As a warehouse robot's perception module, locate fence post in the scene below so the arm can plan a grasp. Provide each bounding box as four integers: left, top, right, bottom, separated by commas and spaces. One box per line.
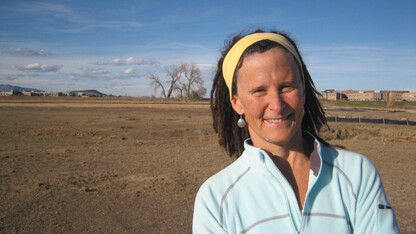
407, 119, 409, 126
358, 117, 361, 123
383, 118, 385, 124
335, 116, 337, 122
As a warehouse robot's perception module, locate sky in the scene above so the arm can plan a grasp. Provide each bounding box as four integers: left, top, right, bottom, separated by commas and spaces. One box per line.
0, 0, 415, 97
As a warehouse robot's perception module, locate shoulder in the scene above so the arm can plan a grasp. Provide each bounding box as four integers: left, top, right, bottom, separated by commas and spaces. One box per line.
320, 144, 377, 172
317, 145, 399, 233
193, 155, 253, 233
196, 155, 251, 201
318, 144, 381, 190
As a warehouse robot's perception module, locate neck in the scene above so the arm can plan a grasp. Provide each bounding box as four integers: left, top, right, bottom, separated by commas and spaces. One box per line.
253, 132, 311, 168
256, 132, 313, 210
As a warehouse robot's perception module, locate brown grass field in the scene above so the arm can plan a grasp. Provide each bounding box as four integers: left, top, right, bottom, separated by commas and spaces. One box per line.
1, 97, 415, 233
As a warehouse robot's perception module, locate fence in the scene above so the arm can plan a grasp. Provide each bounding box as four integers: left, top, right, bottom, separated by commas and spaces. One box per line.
326, 116, 416, 126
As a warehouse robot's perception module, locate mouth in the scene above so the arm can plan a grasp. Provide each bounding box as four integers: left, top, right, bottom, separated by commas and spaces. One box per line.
265, 115, 291, 125
267, 119, 285, 123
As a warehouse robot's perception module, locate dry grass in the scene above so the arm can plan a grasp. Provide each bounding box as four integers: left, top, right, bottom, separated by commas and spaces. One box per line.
0, 97, 415, 233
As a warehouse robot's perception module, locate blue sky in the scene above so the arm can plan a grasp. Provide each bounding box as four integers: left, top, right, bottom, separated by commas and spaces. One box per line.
0, 0, 415, 96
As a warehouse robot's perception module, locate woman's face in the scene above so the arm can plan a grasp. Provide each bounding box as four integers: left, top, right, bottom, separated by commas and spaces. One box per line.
231, 47, 305, 150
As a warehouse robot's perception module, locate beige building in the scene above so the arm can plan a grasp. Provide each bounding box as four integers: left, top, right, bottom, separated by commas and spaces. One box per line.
347, 92, 373, 101
380, 91, 409, 101
320, 89, 413, 101
321, 92, 337, 100
22, 91, 37, 96
402, 92, 416, 101
0, 91, 13, 96
0, 90, 21, 96
321, 90, 347, 100
21, 91, 65, 96
347, 91, 382, 101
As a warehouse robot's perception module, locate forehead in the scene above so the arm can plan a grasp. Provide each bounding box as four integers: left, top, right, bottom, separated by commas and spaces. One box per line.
238, 47, 299, 76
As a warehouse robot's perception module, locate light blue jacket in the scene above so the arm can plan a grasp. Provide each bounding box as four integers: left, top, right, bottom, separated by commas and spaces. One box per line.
193, 135, 400, 233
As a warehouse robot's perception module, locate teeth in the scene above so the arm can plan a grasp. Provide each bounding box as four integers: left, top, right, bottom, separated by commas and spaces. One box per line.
268, 119, 283, 123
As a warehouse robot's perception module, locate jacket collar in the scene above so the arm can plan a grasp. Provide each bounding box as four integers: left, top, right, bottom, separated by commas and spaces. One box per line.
241, 131, 323, 178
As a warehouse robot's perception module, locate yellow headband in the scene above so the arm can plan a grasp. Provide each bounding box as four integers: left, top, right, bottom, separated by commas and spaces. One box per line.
222, 32, 304, 100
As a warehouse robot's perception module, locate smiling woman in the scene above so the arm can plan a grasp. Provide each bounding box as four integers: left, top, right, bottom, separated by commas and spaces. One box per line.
231, 47, 305, 152
193, 29, 400, 233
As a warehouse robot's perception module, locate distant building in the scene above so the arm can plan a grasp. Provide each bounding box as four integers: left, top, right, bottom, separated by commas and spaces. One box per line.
321, 90, 349, 100
22, 91, 38, 96
402, 92, 416, 101
320, 91, 347, 100
0, 89, 105, 97
21, 91, 66, 96
0, 90, 22, 96
0, 91, 14, 96
320, 89, 411, 101
382, 91, 409, 101
347, 90, 382, 101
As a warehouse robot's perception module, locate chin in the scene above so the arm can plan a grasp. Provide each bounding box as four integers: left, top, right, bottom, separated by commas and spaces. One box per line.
267, 128, 302, 144
266, 136, 292, 145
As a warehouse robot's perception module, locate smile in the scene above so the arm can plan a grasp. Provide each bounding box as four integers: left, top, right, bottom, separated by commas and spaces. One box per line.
267, 119, 284, 123
265, 117, 291, 125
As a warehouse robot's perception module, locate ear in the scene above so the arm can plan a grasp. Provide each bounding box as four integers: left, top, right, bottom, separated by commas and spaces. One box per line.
231, 95, 244, 115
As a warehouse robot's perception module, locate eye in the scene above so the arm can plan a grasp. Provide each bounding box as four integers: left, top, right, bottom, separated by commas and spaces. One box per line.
252, 88, 266, 96
281, 85, 295, 93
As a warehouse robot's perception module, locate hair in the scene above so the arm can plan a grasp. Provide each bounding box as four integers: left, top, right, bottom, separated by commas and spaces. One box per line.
210, 29, 330, 158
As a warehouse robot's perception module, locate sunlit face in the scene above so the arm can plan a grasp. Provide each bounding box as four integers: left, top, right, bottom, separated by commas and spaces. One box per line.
231, 47, 305, 150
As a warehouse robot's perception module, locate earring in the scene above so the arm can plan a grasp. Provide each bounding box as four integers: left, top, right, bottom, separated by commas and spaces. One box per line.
237, 115, 246, 128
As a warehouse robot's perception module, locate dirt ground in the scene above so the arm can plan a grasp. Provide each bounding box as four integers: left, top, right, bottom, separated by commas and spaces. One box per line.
1, 97, 415, 233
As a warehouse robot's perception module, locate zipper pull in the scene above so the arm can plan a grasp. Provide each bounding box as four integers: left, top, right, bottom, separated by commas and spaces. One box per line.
378, 204, 392, 209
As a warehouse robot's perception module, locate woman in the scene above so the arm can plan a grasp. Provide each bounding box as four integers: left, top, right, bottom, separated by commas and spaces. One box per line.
193, 30, 399, 233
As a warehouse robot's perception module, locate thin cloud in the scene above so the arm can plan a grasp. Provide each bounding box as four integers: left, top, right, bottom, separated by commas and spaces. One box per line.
5, 48, 51, 56
197, 63, 216, 71
123, 68, 136, 74
303, 45, 416, 58
117, 68, 145, 78
2, 2, 144, 33
94, 57, 159, 66
300, 44, 416, 91
68, 67, 144, 81
16, 63, 62, 72
68, 69, 110, 81
10, 2, 80, 23
85, 68, 110, 75
303, 45, 416, 74
21, 2, 74, 15
89, 20, 143, 30
0, 76, 18, 81
150, 42, 206, 50
0, 73, 39, 82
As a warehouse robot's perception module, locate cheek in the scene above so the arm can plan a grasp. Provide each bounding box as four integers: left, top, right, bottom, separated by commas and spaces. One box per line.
241, 98, 268, 118
283, 91, 303, 109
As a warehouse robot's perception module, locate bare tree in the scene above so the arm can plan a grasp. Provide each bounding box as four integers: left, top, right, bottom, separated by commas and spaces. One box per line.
148, 74, 167, 98
174, 83, 185, 98
181, 63, 204, 99
148, 62, 206, 99
165, 64, 185, 98
191, 87, 207, 100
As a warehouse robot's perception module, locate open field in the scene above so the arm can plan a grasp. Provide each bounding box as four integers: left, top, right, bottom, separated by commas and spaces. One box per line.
1, 97, 415, 233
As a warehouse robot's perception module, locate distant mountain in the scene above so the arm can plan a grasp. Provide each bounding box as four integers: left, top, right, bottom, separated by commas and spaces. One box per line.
0, 84, 109, 97
0, 84, 44, 92
68, 89, 108, 97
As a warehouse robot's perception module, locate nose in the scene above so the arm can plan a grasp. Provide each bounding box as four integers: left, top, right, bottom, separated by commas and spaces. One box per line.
268, 91, 286, 112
